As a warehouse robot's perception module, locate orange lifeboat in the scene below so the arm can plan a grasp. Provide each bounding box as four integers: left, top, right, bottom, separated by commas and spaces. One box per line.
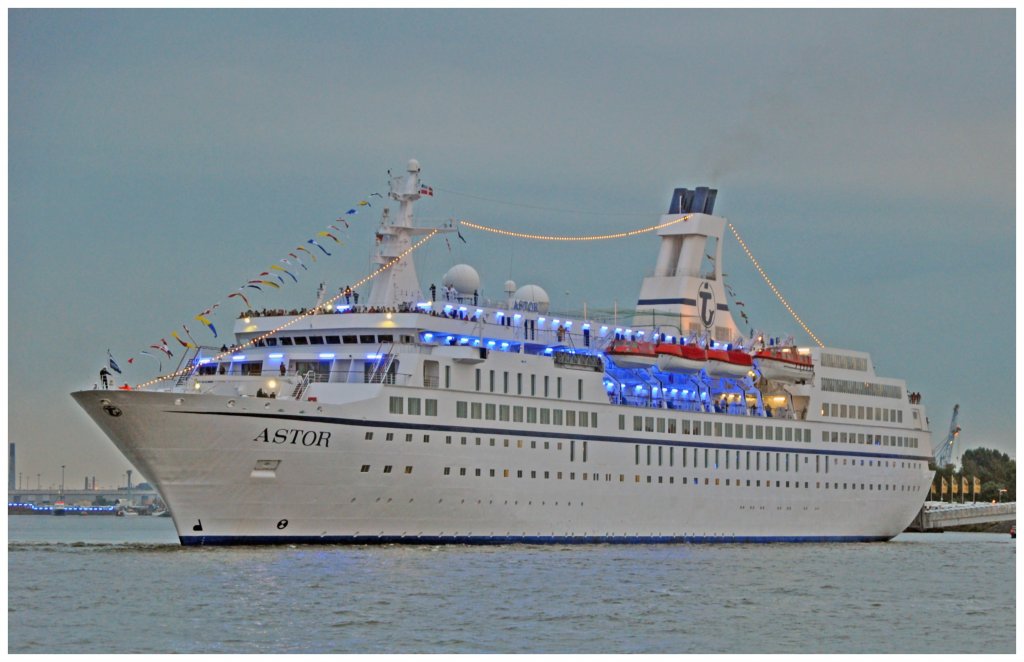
705, 348, 753, 378
655, 343, 707, 374
605, 340, 658, 369
754, 347, 814, 382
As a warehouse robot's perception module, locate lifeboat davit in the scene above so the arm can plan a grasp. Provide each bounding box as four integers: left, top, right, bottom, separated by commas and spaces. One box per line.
605, 340, 658, 369
754, 348, 814, 382
705, 348, 753, 378
655, 343, 707, 374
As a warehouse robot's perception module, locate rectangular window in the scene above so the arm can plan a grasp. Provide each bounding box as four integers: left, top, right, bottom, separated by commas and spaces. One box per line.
578, 378, 583, 401
657, 418, 666, 433
389, 396, 404, 414
365, 431, 373, 440
444, 365, 451, 389
503, 371, 509, 394
499, 405, 510, 421
634, 416, 643, 432
557, 377, 562, 399
471, 402, 482, 419
475, 369, 481, 392
583, 441, 588, 462
360, 465, 370, 472
517, 373, 523, 395
531, 374, 537, 396
579, 410, 589, 427
619, 414, 626, 431
527, 407, 537, 423
544, 376, 549, 398
456, 401, 468, 418
658, 446, 663, 466
407, 397, 421, 416
571, 440, 576, 462
489, 370, 495, 393
703, 422, 712, 436
667, 419, 677, 434
756, 425, 764, 440
540, 408, 551, 424
425, 399, 438, 416
566, 410, 576, 426
485, 403, 496, 420
553, 409, 563, 425
646, 445, 652, 465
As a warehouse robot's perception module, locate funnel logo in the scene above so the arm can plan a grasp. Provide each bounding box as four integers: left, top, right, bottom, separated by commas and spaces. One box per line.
698, 281, 716, 329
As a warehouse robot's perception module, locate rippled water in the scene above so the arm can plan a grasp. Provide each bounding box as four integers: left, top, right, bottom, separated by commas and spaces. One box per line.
8, 516, 1015, 653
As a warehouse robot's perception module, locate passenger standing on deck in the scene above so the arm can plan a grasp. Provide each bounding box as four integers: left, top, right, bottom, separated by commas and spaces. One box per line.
99, 368, 111, 389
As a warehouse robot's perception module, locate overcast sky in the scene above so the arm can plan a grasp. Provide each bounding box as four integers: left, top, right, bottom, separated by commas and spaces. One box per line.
8, 9, 1015, 489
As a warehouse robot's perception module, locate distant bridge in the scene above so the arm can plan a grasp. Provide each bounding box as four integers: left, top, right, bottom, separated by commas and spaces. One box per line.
908, 501, 1016, 531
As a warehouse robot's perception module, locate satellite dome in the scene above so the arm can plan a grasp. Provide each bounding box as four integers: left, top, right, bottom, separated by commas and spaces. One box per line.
504, 280, 517, 295
443, 264, 480, 295
513, 284, 550, 313
407, 158, 421, 173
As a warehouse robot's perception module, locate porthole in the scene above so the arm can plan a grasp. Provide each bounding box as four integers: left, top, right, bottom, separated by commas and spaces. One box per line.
227, 399, 236, 408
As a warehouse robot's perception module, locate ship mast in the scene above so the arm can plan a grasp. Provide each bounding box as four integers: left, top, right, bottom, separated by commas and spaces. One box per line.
366, 159, 439, 308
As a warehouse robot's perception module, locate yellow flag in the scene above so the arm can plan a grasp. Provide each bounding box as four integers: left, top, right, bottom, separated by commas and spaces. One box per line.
930, 482, 937, 496
941, 477, 948, 494
974, 476, 981, 495
962, 476, 969, 495
952, 478, 959, 495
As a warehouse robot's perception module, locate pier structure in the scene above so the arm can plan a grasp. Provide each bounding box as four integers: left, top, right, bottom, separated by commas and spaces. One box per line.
908, 501, 1016, 531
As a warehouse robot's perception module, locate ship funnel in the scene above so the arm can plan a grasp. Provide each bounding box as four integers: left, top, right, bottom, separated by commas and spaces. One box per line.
668, 187, 717, 215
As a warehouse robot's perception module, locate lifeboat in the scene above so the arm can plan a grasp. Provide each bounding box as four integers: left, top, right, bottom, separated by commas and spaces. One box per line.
655, 343, 707, 374
605, 340, 658, 369
754, 348, 814, 383
705, 348, 753, 378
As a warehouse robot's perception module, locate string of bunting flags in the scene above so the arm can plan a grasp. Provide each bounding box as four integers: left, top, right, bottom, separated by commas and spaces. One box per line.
109, 198, 378, 381
134, 228, 439, 389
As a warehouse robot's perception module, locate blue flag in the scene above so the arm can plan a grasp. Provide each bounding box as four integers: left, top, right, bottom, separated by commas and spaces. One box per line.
107, 350, 122, 374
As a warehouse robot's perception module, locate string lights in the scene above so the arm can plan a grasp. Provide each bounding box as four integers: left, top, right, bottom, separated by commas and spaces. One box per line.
727, 222, 824, 348
136, 229, 440, 389
459, 215, 691, 241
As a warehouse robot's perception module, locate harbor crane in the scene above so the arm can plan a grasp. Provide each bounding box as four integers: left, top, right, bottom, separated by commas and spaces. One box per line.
933, 404, 961, 469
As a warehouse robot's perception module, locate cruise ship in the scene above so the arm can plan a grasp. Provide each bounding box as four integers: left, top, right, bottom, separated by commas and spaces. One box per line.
72, 160, 934, 545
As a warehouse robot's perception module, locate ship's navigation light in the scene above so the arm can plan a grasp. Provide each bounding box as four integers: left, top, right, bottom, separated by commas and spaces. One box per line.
231, 355, 246, 361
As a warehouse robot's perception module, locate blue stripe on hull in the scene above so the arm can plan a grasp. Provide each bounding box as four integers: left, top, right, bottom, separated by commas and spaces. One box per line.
179, 534, 893, 546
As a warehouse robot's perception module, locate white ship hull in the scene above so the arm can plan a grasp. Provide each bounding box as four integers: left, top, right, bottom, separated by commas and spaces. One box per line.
73, 166, 934, 546
72, 387, 933, 545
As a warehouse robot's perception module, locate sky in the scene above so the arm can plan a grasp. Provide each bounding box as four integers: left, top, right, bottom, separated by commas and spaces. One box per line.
8, 9, 1016, 490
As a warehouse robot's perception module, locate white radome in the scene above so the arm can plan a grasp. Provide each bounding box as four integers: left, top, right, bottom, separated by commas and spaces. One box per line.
513, 284, 550, 313
443, 264, 481, 295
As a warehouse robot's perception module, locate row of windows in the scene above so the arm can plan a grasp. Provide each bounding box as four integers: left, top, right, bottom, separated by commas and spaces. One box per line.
821, 430, 919, 448
388, 396, 439, 416
821, 402, 903, 424
455, 400, 599, 427
475, 369, 584, 401
435, 464, 923, 494
820, 353, 868, 371
622, 414, 812, 444
360, 428, 925, 471
633, 446, 922, 472
821, 377, 902, 400
258, 333, 414, 347
359, 464, 414, 474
